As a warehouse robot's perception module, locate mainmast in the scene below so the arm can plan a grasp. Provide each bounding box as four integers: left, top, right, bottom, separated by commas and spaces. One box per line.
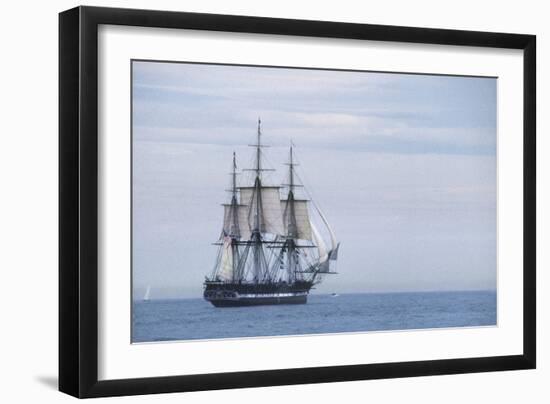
287, 143, 298, 238
254, 119, 262, 232
236, 119, 283, 283
250, 118, 267, 282
285, 143, 300, 282
230, 152, 239, 281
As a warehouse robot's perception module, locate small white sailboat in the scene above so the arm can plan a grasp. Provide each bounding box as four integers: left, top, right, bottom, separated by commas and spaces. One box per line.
143, 286, 151, 302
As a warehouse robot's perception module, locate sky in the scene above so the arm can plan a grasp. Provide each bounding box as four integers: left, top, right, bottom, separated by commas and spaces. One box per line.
132, 60, 497, 299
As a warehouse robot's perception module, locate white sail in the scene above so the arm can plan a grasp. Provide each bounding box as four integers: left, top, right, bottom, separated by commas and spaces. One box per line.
314, 204, 337, 249
311, 221, 328, 262
281, 199, 312, 240
143, 286, 151, 301
223, 204, 251, 240
313, 202, 339, 261
239, 186, 284, 236
217, 237, 233, 281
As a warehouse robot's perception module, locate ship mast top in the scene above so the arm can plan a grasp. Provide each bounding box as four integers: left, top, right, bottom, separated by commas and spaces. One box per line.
284, 141, 302, 194
245, 118, 274, 180
231, 151, 237, 201
289, 142, 294, 194
256, 118, 261, 178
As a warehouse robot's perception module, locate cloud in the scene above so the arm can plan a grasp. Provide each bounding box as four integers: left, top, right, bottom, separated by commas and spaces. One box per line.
132, 60, 496, 155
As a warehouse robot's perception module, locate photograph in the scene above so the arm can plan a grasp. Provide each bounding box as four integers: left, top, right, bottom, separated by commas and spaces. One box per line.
131, 60, 497, 343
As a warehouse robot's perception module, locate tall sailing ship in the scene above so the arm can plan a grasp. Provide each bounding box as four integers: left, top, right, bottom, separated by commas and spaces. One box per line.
203, 120, 340, 307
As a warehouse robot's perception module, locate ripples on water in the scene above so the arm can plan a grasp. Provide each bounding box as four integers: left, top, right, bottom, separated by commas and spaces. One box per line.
132, 291, 496, 343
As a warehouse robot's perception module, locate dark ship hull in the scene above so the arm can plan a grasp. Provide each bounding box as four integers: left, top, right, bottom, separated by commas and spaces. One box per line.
204, 280, 313, 307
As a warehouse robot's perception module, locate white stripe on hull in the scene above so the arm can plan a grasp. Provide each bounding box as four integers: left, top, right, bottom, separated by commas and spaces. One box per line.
235, 292, 307, 298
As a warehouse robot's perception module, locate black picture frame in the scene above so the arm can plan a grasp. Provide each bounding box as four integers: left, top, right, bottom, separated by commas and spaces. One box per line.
59, 5, 536, 398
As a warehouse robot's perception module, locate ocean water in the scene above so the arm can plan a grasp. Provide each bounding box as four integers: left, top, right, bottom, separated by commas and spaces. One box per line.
132, 291, 496, 343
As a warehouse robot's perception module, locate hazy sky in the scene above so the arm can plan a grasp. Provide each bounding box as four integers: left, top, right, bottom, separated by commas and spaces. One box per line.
132, 60, 496, 299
